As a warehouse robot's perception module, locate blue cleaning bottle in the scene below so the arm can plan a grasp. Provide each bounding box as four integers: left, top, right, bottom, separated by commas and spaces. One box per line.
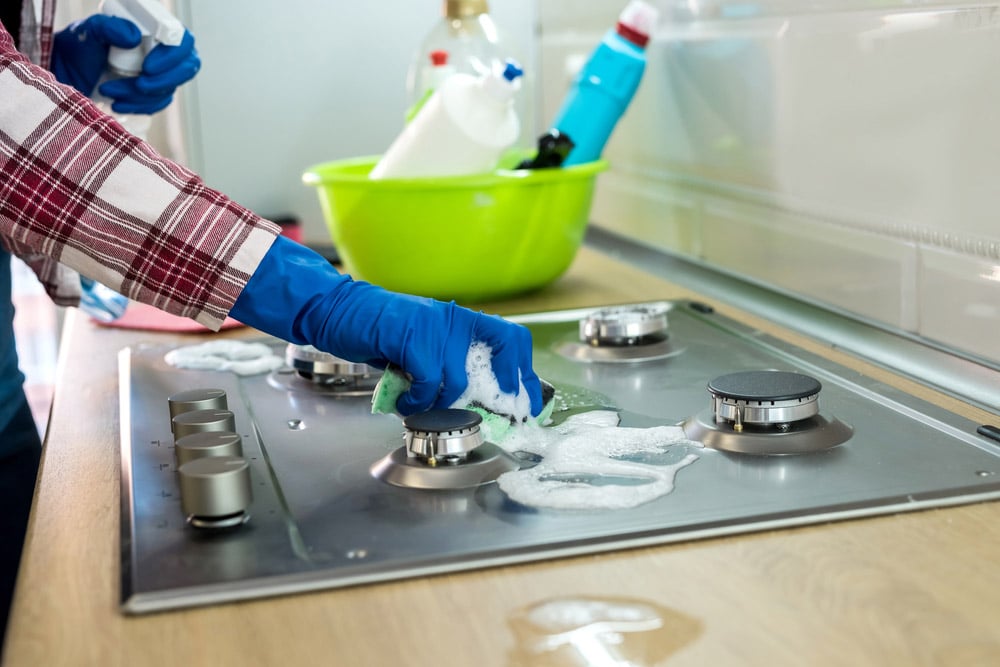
550, 1, 659, 166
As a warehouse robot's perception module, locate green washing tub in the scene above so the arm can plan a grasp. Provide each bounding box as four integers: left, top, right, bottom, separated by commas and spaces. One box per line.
302, 154, 608, 302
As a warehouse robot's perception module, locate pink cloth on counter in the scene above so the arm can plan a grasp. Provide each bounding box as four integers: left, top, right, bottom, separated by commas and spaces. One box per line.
93, 302, 246, 332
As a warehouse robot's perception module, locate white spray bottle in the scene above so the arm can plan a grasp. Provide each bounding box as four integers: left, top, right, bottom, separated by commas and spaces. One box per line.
93, 0, 185, 140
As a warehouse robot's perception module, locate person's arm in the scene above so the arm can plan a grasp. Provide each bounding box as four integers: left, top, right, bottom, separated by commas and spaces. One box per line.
0, 26, 542, 416
0, 25, 277, 329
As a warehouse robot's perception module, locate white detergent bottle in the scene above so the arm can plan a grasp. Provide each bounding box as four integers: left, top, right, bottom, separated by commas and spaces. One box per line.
370, 59, 523, 179
405, 49, 456, 122
406, 0, 534, 145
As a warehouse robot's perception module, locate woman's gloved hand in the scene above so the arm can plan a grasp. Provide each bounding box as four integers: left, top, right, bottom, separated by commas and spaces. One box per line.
52, 15, 141, 96
52, 15, 200, 114
98, 29, 200, 113
230, 236, 544, 417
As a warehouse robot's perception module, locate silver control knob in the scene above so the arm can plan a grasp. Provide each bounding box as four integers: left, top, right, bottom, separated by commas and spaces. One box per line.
178, 456, 252, 529
167, 388, 228, 429
172, 409, 237, 440
174, 431, 244, 466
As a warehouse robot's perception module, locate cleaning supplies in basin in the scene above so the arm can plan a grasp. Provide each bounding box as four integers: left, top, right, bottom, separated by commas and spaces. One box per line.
370, 59, 524, 179
549, 0, 659, 166
406, 0, 533, 145
516, 129, 576, 170
405, 49, 455, 122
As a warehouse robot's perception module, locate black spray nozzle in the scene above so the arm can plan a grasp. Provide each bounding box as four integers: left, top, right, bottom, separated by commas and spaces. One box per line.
517, 130, 575, 170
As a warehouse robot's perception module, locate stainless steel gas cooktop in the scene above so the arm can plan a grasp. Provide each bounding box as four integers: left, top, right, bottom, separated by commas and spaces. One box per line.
118, 300, 1000, 613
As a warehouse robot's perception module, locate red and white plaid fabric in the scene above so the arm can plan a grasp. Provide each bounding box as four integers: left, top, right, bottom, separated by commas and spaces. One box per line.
18, 0, 55, 68
0, 22, 279, 329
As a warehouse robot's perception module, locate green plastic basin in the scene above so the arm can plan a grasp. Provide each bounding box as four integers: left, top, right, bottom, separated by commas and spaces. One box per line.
302, 154, 608, 302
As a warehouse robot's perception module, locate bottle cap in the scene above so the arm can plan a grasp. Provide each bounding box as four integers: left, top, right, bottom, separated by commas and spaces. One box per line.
481, 58, 523, 102
429, 50, 450, 67
444, 0, 489, 19
501, 59, 524, 83
616, 1, 660, 48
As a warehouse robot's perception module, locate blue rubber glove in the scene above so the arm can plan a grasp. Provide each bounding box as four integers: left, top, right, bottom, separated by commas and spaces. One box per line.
52, 15, 200, 114
99, 30, 200, 114
52, 15, 141, 97
79, 277, 129, 322
230, 236, 544, 417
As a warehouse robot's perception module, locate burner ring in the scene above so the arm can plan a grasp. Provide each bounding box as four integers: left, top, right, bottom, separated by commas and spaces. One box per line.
682, 410, 852, 455
558, 304, 679, 363
403, 409, 485, 463
285, 344, 373, 384
708, 371, 821, 429
371, 442, 521, 489
579, 305, 669, 347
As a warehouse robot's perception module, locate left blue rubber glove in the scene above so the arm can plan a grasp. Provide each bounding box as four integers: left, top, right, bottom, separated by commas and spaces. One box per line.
52, 15, 141, 97
99, 30, 200, 114
230, 236, 544, 417
52, 15, 200, 114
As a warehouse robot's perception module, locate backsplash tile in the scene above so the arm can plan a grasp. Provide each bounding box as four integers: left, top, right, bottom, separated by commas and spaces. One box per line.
920, 247, 1000, 362
541, 1, 1000, 364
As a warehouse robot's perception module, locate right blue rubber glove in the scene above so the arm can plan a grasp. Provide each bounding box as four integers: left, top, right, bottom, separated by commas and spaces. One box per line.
230, 236, 543, 417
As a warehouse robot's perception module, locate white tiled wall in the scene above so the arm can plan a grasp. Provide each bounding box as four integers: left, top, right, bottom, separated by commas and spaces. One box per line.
539, 1, 1000, 364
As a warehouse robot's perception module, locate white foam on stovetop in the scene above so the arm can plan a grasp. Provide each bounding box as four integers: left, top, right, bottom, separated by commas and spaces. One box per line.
164, 340, 284, 376
450, 342, 703, 511
496, 412, 702, 511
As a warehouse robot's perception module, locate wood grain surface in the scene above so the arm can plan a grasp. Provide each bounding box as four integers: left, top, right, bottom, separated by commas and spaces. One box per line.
5, 247, 999, 667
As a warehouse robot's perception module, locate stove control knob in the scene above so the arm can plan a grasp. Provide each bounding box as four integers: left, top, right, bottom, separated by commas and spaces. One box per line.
178, 456, 252, 529
172, 409, 237, 441
167, 388, 228, 430
175, 431, 244, 466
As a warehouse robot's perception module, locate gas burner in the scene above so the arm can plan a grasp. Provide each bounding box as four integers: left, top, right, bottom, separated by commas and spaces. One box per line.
709, 370, 821, 430
370, 408, 522, 489
404, 408, 485, 464
683, 370, 853, 455
557, 304, 678, 363
286, 344, 372, 384
267, 344, 378, 396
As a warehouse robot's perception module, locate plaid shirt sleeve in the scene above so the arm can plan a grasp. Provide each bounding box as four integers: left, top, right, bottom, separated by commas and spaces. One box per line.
0, 26, 280, 330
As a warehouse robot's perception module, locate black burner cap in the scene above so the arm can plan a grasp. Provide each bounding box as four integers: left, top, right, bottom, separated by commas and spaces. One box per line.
541, 380, 556, 406
708, 371, 821, 402
403, 408, 482, 433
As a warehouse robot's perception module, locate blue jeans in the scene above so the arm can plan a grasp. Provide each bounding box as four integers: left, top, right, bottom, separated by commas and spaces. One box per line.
0, 392, 42, 655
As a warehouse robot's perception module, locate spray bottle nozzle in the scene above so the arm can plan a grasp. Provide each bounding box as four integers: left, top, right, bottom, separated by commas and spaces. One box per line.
100, 0, 185, 76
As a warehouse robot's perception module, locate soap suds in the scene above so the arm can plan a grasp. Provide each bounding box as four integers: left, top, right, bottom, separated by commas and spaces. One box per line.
164, 341, 283, 376
496, 411, 701, 510
452, 343, 702, 511
448, 341, 534, 423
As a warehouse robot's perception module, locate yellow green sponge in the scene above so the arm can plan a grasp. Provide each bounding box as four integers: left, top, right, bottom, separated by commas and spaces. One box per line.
371, 365, 556, 444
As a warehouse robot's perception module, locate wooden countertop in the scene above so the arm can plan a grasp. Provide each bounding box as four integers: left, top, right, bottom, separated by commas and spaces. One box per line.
6, 247, 1000, 666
